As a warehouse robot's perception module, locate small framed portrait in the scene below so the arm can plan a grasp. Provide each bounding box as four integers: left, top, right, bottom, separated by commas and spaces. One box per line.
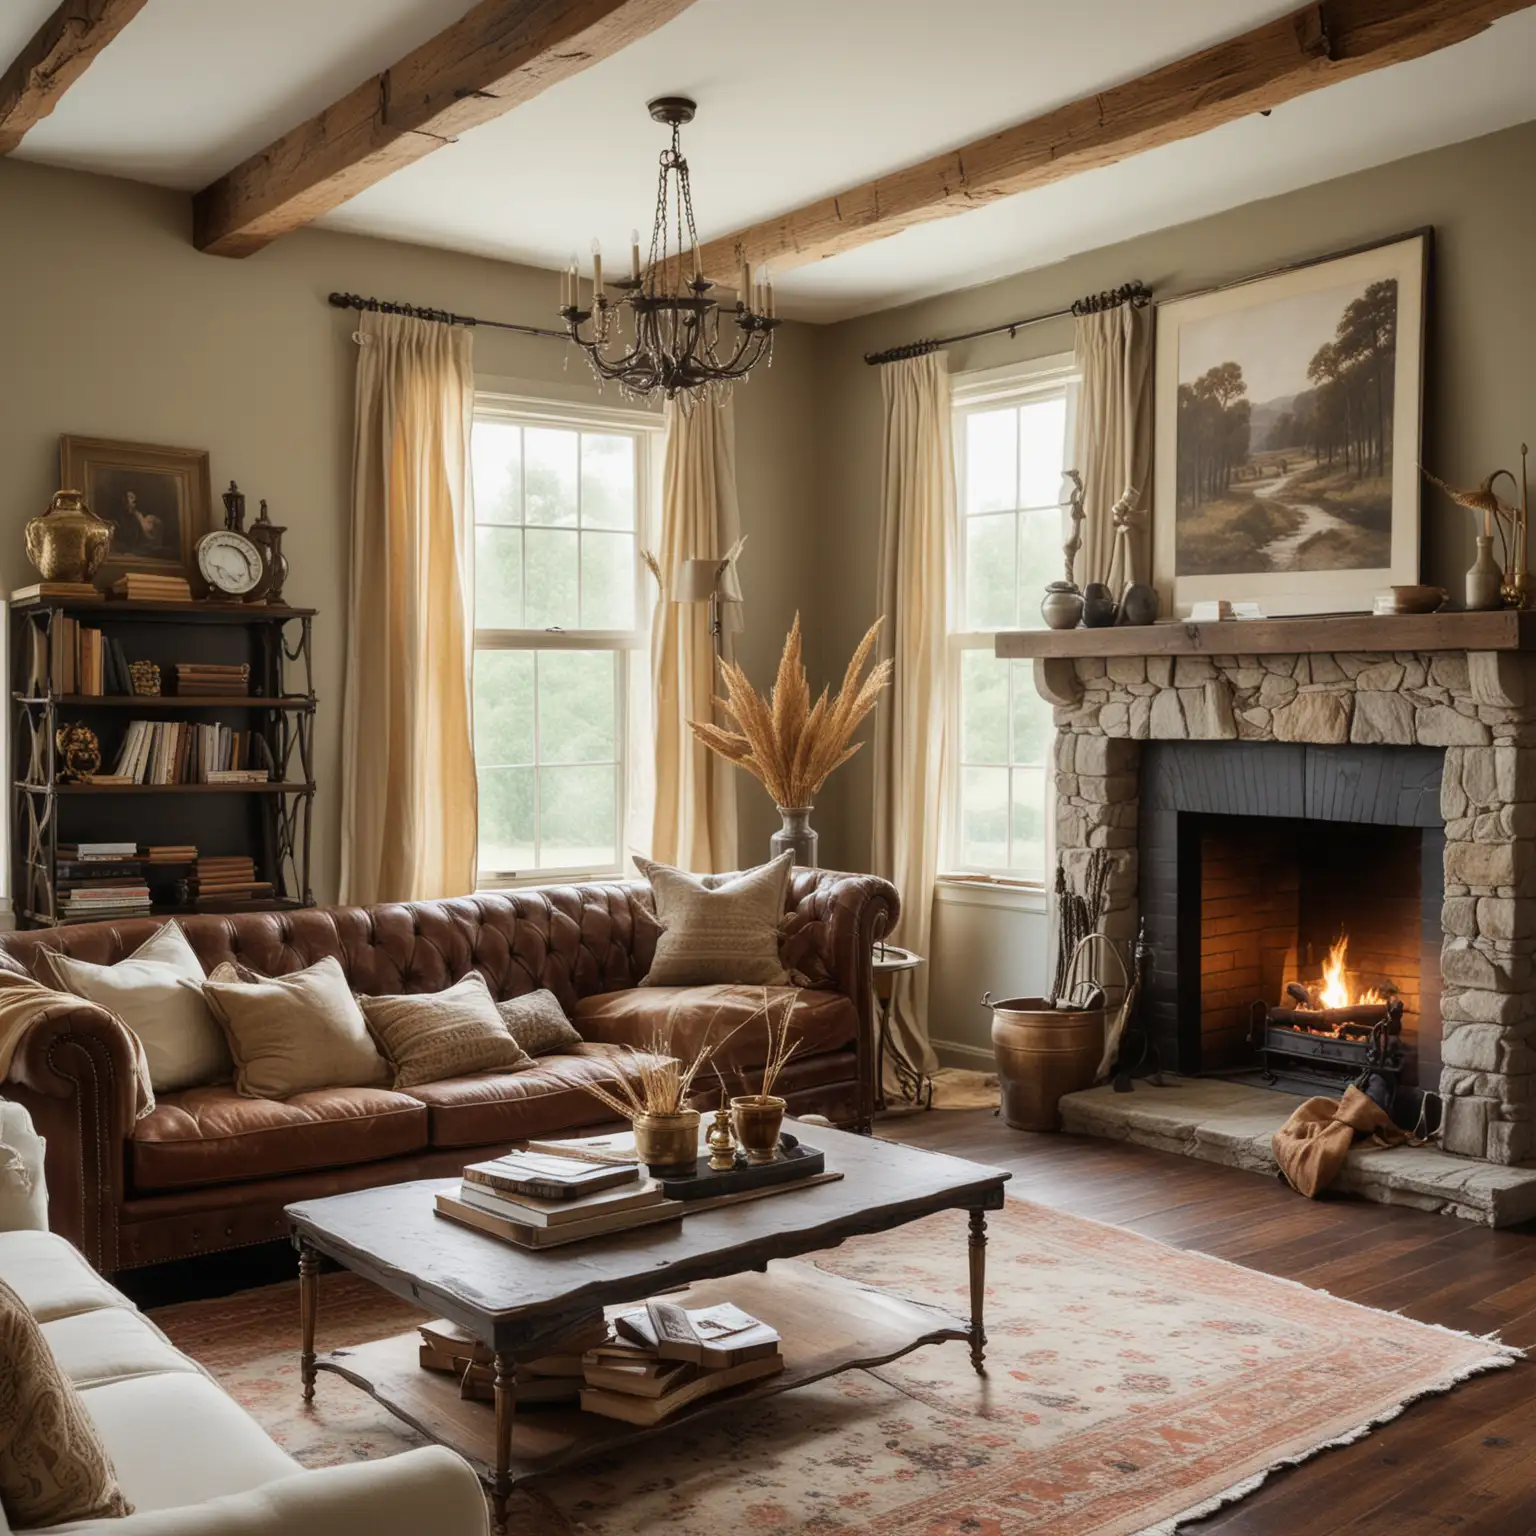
58, 436, 211, 582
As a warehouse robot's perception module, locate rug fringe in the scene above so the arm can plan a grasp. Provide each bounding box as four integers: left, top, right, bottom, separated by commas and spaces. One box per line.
1138, 1348, 1522, 1534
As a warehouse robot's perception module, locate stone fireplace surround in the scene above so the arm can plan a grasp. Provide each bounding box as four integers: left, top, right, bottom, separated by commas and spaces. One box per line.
1026, 630, 1536, 1169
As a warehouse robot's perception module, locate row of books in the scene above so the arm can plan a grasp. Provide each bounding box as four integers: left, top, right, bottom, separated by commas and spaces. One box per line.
172, 663, 250, 697
417, 1300, 784, 1427
105, 722, 272, 785
35, 619, 133, 697
59, 843, 197, 866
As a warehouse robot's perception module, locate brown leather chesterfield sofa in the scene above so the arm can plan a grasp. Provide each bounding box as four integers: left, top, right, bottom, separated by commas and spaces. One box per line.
0, 869, 897, 1276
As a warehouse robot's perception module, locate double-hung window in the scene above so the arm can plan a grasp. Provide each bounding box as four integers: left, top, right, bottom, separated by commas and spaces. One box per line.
947, 355, 1078, 883
470, 395, 659, 884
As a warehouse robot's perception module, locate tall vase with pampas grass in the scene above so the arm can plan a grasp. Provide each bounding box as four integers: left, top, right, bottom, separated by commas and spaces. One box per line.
689, 613, 892, 867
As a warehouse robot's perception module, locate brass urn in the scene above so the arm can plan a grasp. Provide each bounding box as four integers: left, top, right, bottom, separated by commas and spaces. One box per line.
25, 490, 113, 583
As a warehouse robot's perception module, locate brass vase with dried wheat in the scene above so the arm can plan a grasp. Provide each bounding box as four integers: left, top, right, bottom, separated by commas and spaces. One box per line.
689, 613, 891, 867
730, 989, 801, 1164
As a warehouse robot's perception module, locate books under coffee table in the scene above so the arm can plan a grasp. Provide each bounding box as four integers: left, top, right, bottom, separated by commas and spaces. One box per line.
286, 1120, 1008, 1536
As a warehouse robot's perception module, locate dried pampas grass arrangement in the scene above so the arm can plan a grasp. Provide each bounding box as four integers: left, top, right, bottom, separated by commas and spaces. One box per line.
689, 613, 892, 810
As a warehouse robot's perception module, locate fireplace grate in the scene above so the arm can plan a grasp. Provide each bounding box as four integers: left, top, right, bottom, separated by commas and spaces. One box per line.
1247, 999, 1405, 1097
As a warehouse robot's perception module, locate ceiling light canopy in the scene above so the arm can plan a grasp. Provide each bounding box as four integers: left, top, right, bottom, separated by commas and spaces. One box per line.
559, 97, 778, 409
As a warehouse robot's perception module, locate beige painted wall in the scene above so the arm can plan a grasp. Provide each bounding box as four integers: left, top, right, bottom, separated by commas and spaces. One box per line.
0, 158, 819, 901
811, 119, 1536, 878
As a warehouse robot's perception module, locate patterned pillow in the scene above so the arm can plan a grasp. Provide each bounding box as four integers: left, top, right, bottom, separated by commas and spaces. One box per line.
635, 851, 793, 986
497, 989, 584, 1056
359, 972, 534, 1089
0, 1278, 131, 1525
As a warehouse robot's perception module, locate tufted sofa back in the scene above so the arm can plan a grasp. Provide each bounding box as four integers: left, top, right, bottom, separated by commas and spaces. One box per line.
0, 869, 869, 1011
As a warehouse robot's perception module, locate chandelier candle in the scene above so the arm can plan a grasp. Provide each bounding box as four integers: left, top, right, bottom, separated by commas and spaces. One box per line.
561, 97, 779, 407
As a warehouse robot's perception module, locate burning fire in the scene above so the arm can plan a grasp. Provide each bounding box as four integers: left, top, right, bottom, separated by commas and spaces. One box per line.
1312, 936, 1386, 1011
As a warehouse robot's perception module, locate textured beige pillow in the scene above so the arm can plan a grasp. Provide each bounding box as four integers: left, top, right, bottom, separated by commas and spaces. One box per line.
0, 1277, 132, 1525
39, 922, 231, 1093
203, 955, 388, 1099
497, 989, 584, 1056
360, 972, 533, 1088
636, 851, 793, 986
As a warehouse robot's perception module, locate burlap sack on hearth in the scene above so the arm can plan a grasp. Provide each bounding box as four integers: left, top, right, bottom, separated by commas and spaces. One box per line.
1273, 1084, 1408, 1198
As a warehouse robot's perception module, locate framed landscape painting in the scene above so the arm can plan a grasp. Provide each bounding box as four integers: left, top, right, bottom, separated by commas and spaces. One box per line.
1152, 232, 1428, 617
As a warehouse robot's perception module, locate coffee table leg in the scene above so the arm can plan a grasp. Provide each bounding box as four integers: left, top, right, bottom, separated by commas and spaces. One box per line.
490, 1352, 516, 1535
298, 1241, 319, 1403
967, 1208, 988, 1375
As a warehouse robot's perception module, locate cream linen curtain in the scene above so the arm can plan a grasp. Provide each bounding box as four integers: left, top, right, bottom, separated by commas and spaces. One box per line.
339, 312, 478, 904
872, 352, 955, 1078
649, 398, 741, 874
1073, 302, 1154, 594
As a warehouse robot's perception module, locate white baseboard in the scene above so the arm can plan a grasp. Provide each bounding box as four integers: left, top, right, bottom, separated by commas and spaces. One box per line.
930, 1036, 995, 1066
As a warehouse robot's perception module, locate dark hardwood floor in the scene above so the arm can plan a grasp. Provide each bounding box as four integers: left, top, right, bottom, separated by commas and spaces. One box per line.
878, 1109, 1536, 1536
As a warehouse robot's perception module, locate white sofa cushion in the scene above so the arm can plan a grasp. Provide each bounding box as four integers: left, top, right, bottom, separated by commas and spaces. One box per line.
76, 1373, 299, 1514
0, 1100, 47, 1232
0, 1230, 130, 1323
42, 1306, 200, 1390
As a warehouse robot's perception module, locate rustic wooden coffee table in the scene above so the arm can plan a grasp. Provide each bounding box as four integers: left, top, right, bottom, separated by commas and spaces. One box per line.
286, 1123, 1008, 1534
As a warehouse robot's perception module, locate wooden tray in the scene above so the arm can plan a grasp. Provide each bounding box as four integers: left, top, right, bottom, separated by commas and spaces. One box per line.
657, 1138, 824, 1201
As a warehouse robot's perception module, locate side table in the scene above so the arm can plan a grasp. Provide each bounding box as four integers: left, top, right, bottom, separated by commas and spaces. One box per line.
873, 943, 929, 1111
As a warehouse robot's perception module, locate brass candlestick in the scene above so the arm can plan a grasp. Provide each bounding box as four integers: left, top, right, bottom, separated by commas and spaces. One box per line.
706, 1105, 737, 1171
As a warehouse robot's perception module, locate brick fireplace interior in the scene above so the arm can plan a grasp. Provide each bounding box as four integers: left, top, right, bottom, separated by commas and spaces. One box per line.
1195, 815, 1435, 1084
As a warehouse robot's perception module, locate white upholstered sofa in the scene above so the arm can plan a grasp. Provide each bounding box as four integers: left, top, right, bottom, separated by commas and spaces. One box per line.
0, 1101, 488, 1535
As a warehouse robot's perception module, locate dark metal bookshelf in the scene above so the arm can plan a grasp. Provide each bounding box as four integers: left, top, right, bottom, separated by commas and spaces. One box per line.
10, 595, 318, 928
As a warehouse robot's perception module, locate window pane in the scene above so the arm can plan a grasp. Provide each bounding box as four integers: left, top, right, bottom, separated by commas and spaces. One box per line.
580, 532, 636, 629
472, 422, 522, 526
474, 527, 523, 628
1018, 507, 1062, 622
524, 529, 579, 628
1018, 397, 1067, 507
473, 651, 534, 765
524, 428, 578, 526
1010, 661, 1052, 766
959, 766, 1010, 870
960, 650, 1007, 764
965, 408, 1017, 514
478, 766, 535, 873
539, 764, 617, 870
1010, 767, 1047, 879
537, 651, 616, 765
965, 513, 1017, 630
581, 434, 636, 530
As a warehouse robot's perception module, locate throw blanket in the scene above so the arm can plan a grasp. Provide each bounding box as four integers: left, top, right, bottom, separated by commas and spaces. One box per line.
0, 969, 155, 1119
1272, 1084, 1407, 1198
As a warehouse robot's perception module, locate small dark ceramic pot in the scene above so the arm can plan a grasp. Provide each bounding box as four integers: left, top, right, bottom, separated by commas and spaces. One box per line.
1117, 582, 1160, 626
1080, 582, 1118, 628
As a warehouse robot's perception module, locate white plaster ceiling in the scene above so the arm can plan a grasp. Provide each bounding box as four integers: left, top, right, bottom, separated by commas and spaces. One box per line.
6, 0, 1536, 322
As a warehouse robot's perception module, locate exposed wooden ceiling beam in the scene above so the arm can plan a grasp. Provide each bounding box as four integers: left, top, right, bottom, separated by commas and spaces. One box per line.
697, 0, 1536, 284
194, 0, 695, 258
0, 0, 149, 157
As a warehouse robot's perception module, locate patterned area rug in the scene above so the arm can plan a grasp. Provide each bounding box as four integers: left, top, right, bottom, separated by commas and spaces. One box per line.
151, 1200, 1518, 1534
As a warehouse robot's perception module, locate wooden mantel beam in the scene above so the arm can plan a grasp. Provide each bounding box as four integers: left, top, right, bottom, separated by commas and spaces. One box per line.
0, 0, 149, 157
194, 0, 696, 258
696, 0, 1536, 284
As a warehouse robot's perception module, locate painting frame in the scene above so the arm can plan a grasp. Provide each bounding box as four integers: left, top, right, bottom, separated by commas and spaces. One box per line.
58, 435, 211, 583
1152, 230, 1429, 618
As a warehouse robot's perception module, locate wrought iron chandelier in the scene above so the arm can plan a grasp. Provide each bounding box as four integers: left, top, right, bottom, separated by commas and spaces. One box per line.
559, 97, 778, 408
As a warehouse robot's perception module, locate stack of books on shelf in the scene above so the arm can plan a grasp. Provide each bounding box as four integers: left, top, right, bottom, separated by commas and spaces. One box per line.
173, 663, 250, 698
145, 844, 197, 865
184, 856, 273, 907
108, 722, 271, 785
417, 1314, 608, 1408
12, 581, 100, 603
434, 1150, 683, 1250
112, 573, 192, 603
579, 1299, 784, 1426
55, 842, 151, 920
32, 618, 134, 696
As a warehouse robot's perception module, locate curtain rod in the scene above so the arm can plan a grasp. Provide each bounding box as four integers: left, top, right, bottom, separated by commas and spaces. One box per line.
327, 291, 568, 342
862, 281, 1152, 367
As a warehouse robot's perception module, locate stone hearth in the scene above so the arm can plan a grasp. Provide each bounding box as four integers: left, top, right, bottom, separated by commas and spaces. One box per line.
1034, 644, 1536, 1168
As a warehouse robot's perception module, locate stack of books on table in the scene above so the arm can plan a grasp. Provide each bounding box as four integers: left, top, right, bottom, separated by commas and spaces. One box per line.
56, 844, 152, 920
185, 856, 274, 907
579, 1299, 784, 1425
173, 663, 250, 697
112, 573, 192, 603
435, 1150, 683, 1250
417, 1314, 608, 1407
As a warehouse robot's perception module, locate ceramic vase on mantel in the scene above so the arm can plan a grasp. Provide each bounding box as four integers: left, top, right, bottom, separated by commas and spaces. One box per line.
770, 806, 818, 868
1466, 535, 1503, 611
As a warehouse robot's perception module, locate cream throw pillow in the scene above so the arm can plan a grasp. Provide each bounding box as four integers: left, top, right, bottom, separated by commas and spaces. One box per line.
203, 955, 388, 1100
360, 972, 533, 1088
0, 1277, 132, 1525
39, 921, 230, 1093
636, 851, 793, 986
